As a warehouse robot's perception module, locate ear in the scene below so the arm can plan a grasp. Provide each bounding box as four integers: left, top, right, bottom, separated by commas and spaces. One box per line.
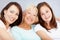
4, 10, 7, 15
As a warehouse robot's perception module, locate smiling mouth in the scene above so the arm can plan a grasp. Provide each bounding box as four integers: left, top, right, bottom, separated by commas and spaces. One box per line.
10, 18, 15, 22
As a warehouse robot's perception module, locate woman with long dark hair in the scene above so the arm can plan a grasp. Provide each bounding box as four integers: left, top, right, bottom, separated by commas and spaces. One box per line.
34, 2, 60, 40
0, 2, 22, 40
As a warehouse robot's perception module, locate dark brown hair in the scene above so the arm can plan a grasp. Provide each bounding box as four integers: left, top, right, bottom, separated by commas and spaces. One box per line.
37, 2, 57, 30
0, 2, 22, 27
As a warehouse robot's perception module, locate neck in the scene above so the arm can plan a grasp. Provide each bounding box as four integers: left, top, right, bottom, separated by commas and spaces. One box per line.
5, 23, 10, 30
19, 22, 31, 30
46, 22, 51, 30
5, 20, 10, 30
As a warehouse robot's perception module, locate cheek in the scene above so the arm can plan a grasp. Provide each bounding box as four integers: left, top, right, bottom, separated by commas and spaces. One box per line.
50, 15, 52, 20
15, 16, 18, 20
41, 15, 45, 19
4, 13, 9, 18
6, 11, 11, 16
32, 17, 36, 22
6, 10, 10, 14
49, 12, 52, 18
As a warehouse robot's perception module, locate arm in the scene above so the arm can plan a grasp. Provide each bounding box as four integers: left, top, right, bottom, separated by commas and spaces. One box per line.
0, 28, 13, 40
36, 30, 53, 40
34, 24, 53, 40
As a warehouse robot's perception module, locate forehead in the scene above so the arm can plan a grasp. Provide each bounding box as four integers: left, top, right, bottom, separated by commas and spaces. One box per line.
7, 5, 19, 12
40, 5, 50, 11
8, 5, 18, 10
27, 7, 38, 14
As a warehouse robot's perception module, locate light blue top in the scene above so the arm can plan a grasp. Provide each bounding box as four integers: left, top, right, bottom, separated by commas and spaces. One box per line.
10, 26, 41, 40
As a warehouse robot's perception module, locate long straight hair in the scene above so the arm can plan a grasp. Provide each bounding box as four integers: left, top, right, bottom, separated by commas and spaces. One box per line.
0, 2, 22, 27
37, 2, 57, 30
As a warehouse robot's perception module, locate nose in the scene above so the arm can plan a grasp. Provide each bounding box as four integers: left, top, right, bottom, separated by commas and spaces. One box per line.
45, 13, 49, 18
11, 14, 16, 19
11, 16, 15, 19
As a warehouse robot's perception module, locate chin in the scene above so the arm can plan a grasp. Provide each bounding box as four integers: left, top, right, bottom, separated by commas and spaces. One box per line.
27, 22, 32, 25
9, 22, 14, 24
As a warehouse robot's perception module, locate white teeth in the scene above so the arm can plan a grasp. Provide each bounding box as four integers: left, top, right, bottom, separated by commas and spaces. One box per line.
11, 18, 14, 21
10, 17, 14, 21
10, 19, 13, 21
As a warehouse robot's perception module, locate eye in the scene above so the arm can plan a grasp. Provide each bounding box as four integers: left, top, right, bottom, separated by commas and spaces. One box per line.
28, 12, 30, 14
33, 15, 36, 16
46, 11, 48, 13
33, 14, 37, 17
10, 10, 14, 13
16, 13, 19, 16
41, 13, 44, 15
34, 15, 36, 16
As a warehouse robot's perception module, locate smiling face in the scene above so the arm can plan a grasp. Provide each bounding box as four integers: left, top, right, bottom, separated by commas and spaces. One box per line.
40, 5, 52, 23
4, 5, 19, 24
23, 6, 38, 25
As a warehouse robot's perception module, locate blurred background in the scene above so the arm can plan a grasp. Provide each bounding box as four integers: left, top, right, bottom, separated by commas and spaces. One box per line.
0, 0, 60, 17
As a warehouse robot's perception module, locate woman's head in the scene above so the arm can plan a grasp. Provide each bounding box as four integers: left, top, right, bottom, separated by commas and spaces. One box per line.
22, 5, 38, 25
37, 2, 57, 30
0, 2, 22, 26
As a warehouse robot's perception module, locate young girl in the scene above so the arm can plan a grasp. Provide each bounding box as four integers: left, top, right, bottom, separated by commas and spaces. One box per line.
0, 2, 22, 40
34, 2, 60, 40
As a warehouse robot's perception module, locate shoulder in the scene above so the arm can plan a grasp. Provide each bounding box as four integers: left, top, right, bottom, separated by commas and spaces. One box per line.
56, 21, 60, 28
34, 24, 45, 32
0, 20, 6, 29
10, 26, 20, 36
10, 26, 22, 40
35, 24, 44, 29
10, 26, 23, 33
11, 26, 19, 31
0, 20, 4, 25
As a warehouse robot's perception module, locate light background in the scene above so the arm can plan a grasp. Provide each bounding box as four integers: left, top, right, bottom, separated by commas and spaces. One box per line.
0, 0, 60, 17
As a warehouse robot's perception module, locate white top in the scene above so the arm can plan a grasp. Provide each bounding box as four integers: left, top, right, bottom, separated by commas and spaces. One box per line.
34, 21, 60, 40
0, 20, 6, 29
0, 20, 11, 32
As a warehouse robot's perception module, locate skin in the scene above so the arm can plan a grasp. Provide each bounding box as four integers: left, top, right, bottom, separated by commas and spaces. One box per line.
4, 5, 19, 29
36, 5, 53, 40
19, 5, 38, 30
0, 5, 20, 40
40, 5, 52, 23
0, 28, 13, 40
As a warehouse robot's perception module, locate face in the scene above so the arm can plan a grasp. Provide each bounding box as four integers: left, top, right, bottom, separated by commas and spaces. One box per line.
4, 5, 19, 24
24, 8, 38, 25
40, 5, 52, 23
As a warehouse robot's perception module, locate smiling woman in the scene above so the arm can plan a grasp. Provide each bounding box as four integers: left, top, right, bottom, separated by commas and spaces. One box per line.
10, 5, 41, 40
34, 2, 60, 40
0, 2, 22, 40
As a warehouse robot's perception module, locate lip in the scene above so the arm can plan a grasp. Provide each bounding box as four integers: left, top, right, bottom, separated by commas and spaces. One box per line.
10, 18, 15, 21
9, 16, 15, 22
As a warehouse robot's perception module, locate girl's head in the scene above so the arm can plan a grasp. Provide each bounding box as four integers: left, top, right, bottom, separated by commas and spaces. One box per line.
22, 5, 38, 25
37, 2, 57, 30
0, 2, 22, 26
